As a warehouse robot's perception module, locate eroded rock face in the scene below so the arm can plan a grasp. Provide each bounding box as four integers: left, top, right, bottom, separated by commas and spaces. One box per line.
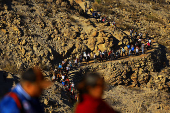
73, 44, 169, 92
0, 0, 170, 113
0, 0, 130, 73
0, 0, 86, 72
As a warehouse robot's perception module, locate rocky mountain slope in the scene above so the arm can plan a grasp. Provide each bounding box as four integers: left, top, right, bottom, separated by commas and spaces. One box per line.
93, 0, 170, 53
0, 0, 170, 113
0, 0, 129, 73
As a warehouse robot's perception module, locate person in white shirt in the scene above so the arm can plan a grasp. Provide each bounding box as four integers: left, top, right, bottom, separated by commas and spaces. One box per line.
62, 74, 65, 80
83, 52, 86, 58
138, 38, 142, 42
71, 82, 74, 88
54, 68, 57, 74
122, 47, 126, 56
62, 60, 65, 65
94, 53, 96, 59
66, 65, 70, 74
136, 47, 139, 56
52, 74, 56, 81
75, 58, 78, 66
148, 39, 151, 44
139, 32, 143, 38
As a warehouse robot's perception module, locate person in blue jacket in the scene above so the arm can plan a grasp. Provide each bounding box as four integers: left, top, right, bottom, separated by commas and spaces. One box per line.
0, 67, 52, 113
58, 63, 62, 69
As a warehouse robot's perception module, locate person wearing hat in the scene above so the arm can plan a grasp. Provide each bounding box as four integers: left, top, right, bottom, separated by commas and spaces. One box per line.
0, 67, 53, 113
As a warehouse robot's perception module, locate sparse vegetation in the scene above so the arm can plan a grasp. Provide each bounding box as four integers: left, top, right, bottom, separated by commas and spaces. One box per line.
68, 16, 77, 23
137, 0, 166, 4
95, 0, 101, 4
151, 5, 160, 10
145, 14, 164, 24
92, 2, 113, 14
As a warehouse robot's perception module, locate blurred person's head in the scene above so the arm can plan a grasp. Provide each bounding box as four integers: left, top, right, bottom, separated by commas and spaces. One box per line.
20, 67, 52, 97
77, 72, 104, 102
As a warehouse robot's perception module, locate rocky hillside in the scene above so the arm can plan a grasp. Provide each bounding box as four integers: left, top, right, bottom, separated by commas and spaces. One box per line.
0, 0, 84, 72
0, 0, 131, 73
93, 0, 170, 52
0, 0, 170, 113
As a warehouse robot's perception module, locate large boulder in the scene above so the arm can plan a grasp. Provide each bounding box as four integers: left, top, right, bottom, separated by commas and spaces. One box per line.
87, 37, 96, 51
96, 37, 105, 45
61, 2, 68, 7
91, 31, 98, 37
98, 44, 107, 52
70, 0, 74, 6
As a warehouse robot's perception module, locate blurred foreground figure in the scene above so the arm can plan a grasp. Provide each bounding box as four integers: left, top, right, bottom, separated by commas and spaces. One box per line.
0, 67, 52, 113
75, 72, 119, 113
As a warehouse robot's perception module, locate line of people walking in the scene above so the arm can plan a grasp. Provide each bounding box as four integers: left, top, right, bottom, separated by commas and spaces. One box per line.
76, 35, 152, 64
49, 59, 78, 103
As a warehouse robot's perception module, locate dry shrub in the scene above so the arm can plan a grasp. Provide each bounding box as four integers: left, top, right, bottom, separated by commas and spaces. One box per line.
145, 14, 164, 24
92, 2, 99, 11
104, 0, 114, 5
115, 19, 134, 31
34, 0, 46, 3
159, 37, 170, 47
68, 16, 77, 23
137, 0, 150, 3
119, 24, 134, 31
137, 0, 166, 4
95, 0, 101, 4
131, 13, 138, 22
92, 2, 113, 14
151, 5, 160, 10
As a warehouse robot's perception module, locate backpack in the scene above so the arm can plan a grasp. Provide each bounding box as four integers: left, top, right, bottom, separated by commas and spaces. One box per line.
131, 47, 134, 51
62, 81, 65, 86
7, 92, 23, 111
147, 42, 150, 46
127, 45, 130, 49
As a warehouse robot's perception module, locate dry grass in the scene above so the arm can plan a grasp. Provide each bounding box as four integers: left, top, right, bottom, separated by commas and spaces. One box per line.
104, 0, 114, 5
68, 16, 77, 23
92, 3, 113, 14
116, 3, 127, 9
115, 19, 134, 31
151, 5, 160, 10
137, 0, 166, 4
95, 0, 101, 4
145, 14, 164, 24
119, 23, 135, 31
137, 0, 150, 3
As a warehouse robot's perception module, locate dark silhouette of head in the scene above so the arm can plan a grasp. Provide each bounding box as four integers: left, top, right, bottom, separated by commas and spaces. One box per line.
76, 72, 104, 102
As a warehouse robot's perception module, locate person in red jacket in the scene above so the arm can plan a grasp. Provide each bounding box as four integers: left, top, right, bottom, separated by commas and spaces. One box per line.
75, 72, 119, 113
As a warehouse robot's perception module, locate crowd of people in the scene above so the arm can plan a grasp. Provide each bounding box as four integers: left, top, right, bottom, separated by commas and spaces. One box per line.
49, 59, 79, 103
75, 33, 151, 64
84, 2, 117, 29
82, 4, 152, 63
50, 29, 152, 105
